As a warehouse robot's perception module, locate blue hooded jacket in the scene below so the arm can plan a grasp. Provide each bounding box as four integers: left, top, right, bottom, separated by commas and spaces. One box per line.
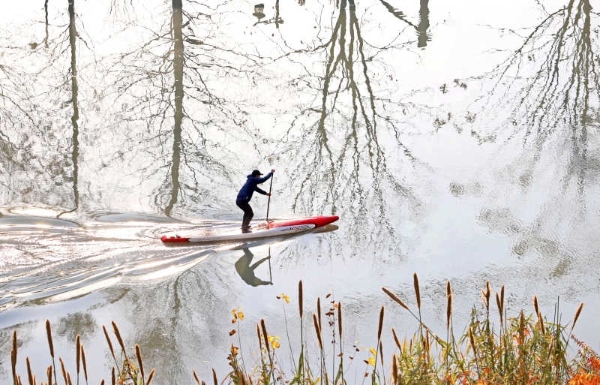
236, 172, 273, 202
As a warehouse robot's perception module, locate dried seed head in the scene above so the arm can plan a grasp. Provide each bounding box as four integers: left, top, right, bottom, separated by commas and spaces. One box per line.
298, 280, 304, 318
45, 320, 54, 358
413, 274, 421, 310
572, 303, 584, 330
382, 287, 409, 310
377, 306, 385, 341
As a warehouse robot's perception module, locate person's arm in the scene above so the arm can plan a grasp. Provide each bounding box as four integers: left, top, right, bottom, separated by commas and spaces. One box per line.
256, 172, 273, 184
254, 187, 269, 195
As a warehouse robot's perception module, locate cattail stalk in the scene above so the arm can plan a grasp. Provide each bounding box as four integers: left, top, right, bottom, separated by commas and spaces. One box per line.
146, 368, 156, 385
377, 306, 384, 342
135, 344, 145, 381
298, 280, 304, 318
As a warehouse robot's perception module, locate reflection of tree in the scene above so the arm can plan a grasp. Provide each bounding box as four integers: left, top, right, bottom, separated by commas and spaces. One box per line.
276, 0, 424, 243
469, 0, 599, 192
379, 0, 431, 48
105, 0, 259, 217
0, 1, 89, 212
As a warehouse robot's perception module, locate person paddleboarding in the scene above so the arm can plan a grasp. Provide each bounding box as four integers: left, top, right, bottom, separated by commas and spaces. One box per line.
236, 168, 274, 232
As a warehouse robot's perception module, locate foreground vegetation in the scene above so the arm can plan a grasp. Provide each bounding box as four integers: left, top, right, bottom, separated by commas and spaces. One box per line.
9, 274, 600, 385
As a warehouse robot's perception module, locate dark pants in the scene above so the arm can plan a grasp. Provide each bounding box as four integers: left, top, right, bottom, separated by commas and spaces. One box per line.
236, 199, 253, 228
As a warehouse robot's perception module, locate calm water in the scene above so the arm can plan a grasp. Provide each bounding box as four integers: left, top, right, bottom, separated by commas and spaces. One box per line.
1, 0, 599, 383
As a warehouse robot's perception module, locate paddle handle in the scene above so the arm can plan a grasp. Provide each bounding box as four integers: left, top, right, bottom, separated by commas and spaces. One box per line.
266, 172, 274, 221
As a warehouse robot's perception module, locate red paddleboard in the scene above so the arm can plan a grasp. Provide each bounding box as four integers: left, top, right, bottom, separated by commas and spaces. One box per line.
160, 216, 338, 244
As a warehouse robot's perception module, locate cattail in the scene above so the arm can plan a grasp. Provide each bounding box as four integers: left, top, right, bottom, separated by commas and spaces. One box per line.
146, 368, 156, 385
317, 297, 322, 329
500, 285, 505, 312
193, 370, 201, 385
212, 368, 218, 385
313, 313, 323, 350
11, 331, 17, 385
379, 340, 384, 366
391, 328, 402, 352
256, 324, 263, 350
446, 281, 453, 329
572, 303, 584, 330
26, 357, 33, 385
111, 367, 115, 385
338, 301, 343, 339
298, 280, 304, 318
59, 358, 67, 385
103, 326, 116, 361
260, 319, 270, 353
76, 335, 81, 376
46, 365, 52, 385
135, 344, 145, 380
483, 282, 491, 310
391, 355, 398, 384
66, 372, 73, 385
111, 322, 127, 357
100, 381, 104, 385
377, 306, 384, 341
533, 296, 540, 317
45, 320, 54, 359
413, 273, 421, 311
81, 345, 88, 382
539, 315, 546, 335
496, 293, 503, 324
382, 287, 409, 310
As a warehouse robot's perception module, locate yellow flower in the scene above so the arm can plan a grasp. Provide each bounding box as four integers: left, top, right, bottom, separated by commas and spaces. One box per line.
369, 347, 377, 356
366, 356, 376, 366
231, 308, 244, 323
268, 335, 281, 349
277, 293, 291, 304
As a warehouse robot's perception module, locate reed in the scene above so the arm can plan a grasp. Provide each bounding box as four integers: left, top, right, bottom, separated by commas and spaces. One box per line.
8, 276, 599, 385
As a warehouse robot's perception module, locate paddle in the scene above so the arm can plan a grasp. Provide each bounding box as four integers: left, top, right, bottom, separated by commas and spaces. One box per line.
266, 171, 274, 222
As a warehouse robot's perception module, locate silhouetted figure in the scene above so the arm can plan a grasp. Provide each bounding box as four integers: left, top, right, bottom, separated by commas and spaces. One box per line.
235, 248, 273, 286
253, 3, 265, 20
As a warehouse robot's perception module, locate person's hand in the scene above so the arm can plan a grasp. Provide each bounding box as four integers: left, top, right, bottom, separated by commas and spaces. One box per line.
267, 193, 271, 196
271, 169, 275, 173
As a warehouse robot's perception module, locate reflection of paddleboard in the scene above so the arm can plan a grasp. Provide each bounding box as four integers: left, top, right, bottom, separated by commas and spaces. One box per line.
161, 215, 339, 244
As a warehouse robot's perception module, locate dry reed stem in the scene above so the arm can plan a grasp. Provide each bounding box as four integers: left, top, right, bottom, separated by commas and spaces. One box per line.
81, 345, 88, 382
379, 340, 384, 366
313, 313, 323, 350
299, 280, 303, 318
572, 303, 584, 330
193, 370, 201, 384
377, 306, 384, 341
76, 335, 81, 376
100, 380, 104, 385
111, 322, 127, 358
26, 357, 33, 385
67, 371, 73, 385
45, 320, 54, 358
103, 326, 116, 362
391, 328, 402, 352
413, 273, 421, 311
111, 367, 115, 385
533, 296, 540, 317
468, 327, 477, 357
46, 366, 52, 385
212, 368, 218, 385
260, 319, 270, 354
135, 344, 145, 381
382, 287, 410, 311
338, 301, 343, 339
146, 368, 156, 385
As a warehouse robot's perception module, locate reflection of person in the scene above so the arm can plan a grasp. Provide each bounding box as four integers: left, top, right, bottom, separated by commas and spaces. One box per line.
235, 248, 272, 286
236, 169, 274, 232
